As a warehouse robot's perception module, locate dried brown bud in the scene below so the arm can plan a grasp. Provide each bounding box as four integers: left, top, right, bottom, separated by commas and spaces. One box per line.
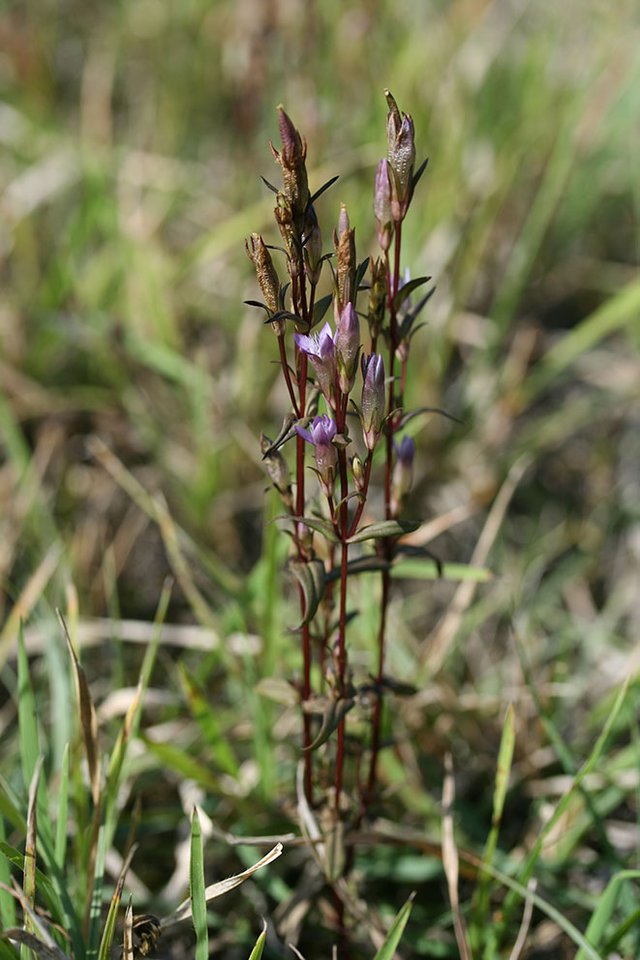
333, 203, 356, 314
270, 106, 310, 235
245, 234, 280, 314
368, 257, 387, 340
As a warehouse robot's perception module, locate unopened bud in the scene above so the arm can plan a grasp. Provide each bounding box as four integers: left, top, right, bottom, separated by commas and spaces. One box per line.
360, 353, 385, 450
368, 257, 387, 340
385, 90, 416, 222
351, 454, 365, 492
335, 303, 360, 395
373, 159, 392, 252
303, 204, 323, 287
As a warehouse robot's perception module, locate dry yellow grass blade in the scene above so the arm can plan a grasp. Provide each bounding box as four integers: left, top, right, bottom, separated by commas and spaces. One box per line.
160, 842, 284, 929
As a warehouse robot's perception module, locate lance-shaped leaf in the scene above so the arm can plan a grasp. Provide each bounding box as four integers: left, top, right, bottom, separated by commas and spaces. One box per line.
59, 612, 100, 805
161, 844, 284, 929
261, 414, 301, 458
373, 893, 416, 960
347, 519, 419, 544
326, 555, 391, 583
392, 275, 431, 311
294, 516, 339, 543
308, 174, 339, 207
312, 294, 333, 326
97, 844, 138, 960
246, 921, 267, 960
398, 405, 463, 429
288, 558, 326, 627
304, 697, 355, 751
354, 257, 370, 291
411, 156, 429, 191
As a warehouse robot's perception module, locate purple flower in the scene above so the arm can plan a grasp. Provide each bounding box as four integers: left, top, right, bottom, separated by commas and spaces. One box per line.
295, 414, 338, 495
335, 303, 360, 395
360, 353, 385, 450
295, 322, 337, 408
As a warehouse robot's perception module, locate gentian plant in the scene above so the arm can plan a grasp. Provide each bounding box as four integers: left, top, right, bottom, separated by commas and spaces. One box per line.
247, 90, 434, 945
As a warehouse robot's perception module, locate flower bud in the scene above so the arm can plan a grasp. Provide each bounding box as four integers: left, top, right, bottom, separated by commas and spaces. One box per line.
335, 303, 360, 395
333, 203, 356, 314
368, 257, 387, 340
351, 454, 365, 493
303, 204, 323, 287
385, 90, 416, 222
270, 106, 310, 234
373, 159, 392, 252
296, 414, 338, 497
390, 436, 415, 516
360, 353, 385, 450
246, 233, 282, 334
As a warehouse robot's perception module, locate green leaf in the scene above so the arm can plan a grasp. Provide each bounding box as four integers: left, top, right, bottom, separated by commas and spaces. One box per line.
141, 736, 221, 793
347, 519, 419, 543
305, 697, 355, 751
373, 893, 415, 960
287, 557, 326, 627
576, 870, 640, 960
190, 809, 208, 960
391, 560, 492, 582
295, 516, 338, 543
392, 276, 430, 311
471, 705, 516, 949
178, 665, 240, 777
312, 294, 333, 326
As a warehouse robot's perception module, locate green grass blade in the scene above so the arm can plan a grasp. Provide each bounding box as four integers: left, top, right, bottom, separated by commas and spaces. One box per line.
178, 664, 239, 777
246, 922, 267, 960
141, 736, 221, 793
575, 870, 640, 960
17, 626, 40, 795
471, 704, 515, 948
54, 744, 69, 870
373, 893, 415, 960
97, 845, 138, 960
500, 678, 629, 934
86, 825, 107, 960
0, 819, 17, 929
190, 808, 208, 960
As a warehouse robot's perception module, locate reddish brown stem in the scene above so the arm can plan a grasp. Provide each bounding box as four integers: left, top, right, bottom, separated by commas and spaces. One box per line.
278, 336, 300, 417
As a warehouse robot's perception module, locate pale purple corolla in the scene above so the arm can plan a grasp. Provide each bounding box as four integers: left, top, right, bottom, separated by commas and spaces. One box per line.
295, 414, 338, 495
294, 322, 337, 408
360, 353, 385, 450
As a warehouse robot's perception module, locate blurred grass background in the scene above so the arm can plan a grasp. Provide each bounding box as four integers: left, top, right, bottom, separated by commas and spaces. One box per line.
1, 0, 640, 956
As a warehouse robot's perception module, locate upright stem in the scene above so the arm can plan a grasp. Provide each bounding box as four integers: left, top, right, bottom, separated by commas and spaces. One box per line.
334, 390, 350, 814
367, 222, 403, 802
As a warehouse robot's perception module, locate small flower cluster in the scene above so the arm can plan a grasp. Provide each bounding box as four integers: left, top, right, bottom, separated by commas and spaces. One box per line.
247, 91, 430, 826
